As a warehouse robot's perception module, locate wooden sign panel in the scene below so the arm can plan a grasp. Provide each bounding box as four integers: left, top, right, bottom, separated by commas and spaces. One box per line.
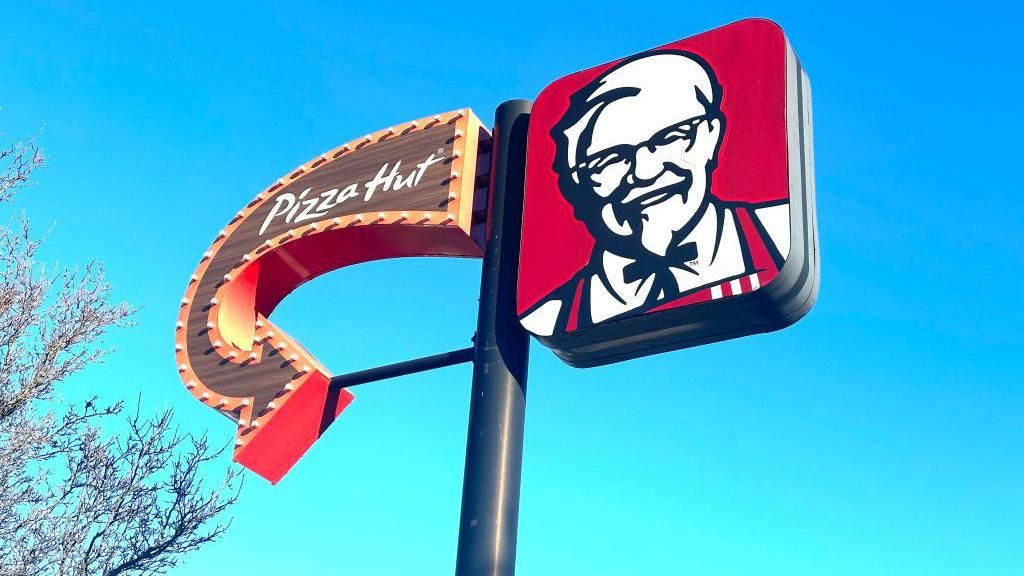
175, 110, 489, 483
517, 19, 818, 366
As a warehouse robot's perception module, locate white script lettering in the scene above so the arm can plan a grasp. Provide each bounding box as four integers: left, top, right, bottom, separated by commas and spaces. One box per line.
258, 152, 445, 236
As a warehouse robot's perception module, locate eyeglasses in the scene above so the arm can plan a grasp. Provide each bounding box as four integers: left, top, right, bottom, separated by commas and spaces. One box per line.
571, 114, 710, 181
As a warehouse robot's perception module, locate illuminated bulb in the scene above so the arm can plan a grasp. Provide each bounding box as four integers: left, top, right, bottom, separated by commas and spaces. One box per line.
452, 150, 462, 159
263, 240, 272, 248
241, 399, 250, 406
213, 340, 222, 348
242, 254, 252, 262
451, 171, 460, 180
362, 134, 372, 142
203, 250, 213, 258
277, 178, 285, 185
185, 380, 196, 389
301, 365, 310, 373
410, 120, 419, 128
217, 229, 226, 238
223, 274, 231, 281
248, 352, 258, 360
423, 212, 432, 220
354, 214, 364, 222
206, 321, 215, 329
455, 109, 465, 118
176, 321, 184, 329
227, 351, 237, 359
331, 217, 341, 227
400, 211, 409, 219
255, 320, 264, 328
446, 213, 455, 221
341, 144, 350, 151
376, 212, 385, 221
267, 401, 277, 409
235, 210, 244, 219
284, 383, 294, 392
190, 274, 198, 282
386, 127, 395, 135
276, 342, 287, 351
286, 229, 296, 238
265, 331, 275, 339
210, 297, 219, 305
235, 439, 244, 447
310, 222, 319, 230
217, 399, 227, 407
454, 130, 464, 138
178, 364, 187, 372
238, 419, 248, 427
320, 153, 327, 160
175, 344, 183, 351
289, 353, 298, 362
433, 114, 441, 122
181, 297, 190, 305
251, 420, 260, 428
201, 392, 209, 400
448, 191, 458, 200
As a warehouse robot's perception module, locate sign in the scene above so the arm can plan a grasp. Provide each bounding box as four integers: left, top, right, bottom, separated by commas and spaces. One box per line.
517, 18, 818, 366
171, 19, 822, 573
175, 109, 490, 483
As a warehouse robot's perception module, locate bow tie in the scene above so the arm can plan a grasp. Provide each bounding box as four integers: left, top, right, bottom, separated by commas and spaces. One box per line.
621, 242, 698, 285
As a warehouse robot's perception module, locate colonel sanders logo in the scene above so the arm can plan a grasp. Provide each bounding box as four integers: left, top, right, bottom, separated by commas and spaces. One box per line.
520, 50, 791, 336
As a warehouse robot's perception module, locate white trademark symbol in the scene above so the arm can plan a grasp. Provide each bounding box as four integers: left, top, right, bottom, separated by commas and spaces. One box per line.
437, 148, 444, 155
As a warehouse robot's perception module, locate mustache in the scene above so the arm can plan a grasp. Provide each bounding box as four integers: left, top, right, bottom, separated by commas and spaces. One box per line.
609, 170, 694, 208
600, 179, 694, 236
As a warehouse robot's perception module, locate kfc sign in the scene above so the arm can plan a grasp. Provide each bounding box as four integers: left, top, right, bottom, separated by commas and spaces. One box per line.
518, 19, 819, 366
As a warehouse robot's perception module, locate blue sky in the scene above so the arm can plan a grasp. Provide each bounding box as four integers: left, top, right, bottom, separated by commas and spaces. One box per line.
2, 1, 1021, 574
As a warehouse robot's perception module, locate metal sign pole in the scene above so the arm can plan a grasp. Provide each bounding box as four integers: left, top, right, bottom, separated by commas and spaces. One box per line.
455, 99, 532, 576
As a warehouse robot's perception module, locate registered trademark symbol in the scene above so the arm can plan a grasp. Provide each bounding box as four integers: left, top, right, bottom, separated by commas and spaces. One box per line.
437, 147, 444, 155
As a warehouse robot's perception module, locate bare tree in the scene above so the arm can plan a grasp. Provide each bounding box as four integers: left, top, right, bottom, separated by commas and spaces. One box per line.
0, 123, 240, 575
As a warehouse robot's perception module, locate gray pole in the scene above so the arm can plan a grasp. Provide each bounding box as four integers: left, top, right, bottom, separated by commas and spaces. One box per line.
455, 99, 532, 576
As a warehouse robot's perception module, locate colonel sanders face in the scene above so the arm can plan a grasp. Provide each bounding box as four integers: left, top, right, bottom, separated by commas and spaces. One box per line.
554, 51, 725, 259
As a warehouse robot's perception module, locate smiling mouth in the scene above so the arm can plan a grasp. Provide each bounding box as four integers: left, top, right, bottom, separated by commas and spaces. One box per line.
638, 192, 669, 206
621, 177, 691, 206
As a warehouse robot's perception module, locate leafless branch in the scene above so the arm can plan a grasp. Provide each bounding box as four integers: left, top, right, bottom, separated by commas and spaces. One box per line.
0, 116, 240, 575
0, 132, 44, 203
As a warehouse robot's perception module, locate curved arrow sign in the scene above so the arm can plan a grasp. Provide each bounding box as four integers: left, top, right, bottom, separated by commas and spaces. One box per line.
175, 109, 489, 483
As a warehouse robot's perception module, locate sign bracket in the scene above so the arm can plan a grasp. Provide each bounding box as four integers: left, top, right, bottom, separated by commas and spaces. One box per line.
328, 346, 475, 389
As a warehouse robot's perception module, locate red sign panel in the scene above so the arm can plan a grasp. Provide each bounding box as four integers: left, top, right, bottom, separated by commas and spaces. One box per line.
518, 19, 818, 366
